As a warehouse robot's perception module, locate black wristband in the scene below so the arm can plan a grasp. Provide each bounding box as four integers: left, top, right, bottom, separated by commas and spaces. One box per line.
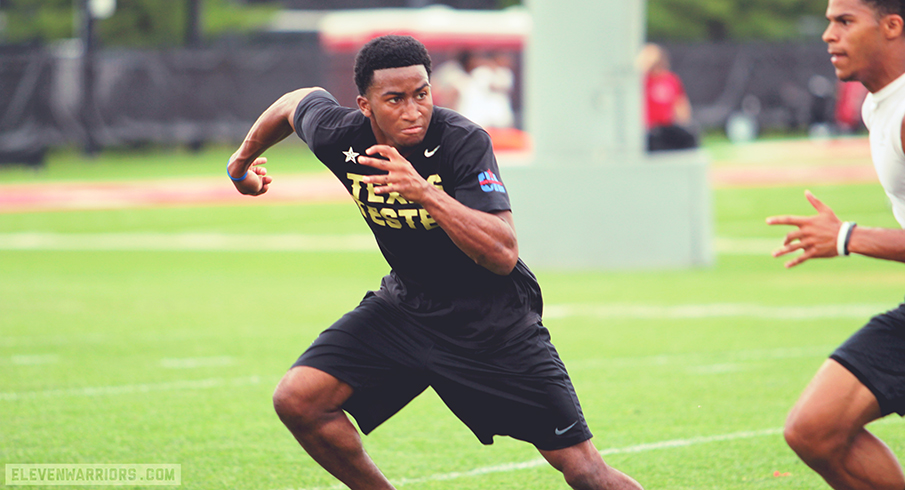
843, 222, 857, 256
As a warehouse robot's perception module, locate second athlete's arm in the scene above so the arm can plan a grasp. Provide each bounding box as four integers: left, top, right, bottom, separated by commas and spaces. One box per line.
846, 226, 905, 263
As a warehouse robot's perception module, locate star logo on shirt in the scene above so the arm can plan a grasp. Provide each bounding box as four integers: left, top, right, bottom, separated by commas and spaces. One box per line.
343, 147, 359, 164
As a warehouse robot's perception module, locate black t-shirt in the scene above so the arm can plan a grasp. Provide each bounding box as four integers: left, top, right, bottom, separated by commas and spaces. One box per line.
295, 90, 542, 348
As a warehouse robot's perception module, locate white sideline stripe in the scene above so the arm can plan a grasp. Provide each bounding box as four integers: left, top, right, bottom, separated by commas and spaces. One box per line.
159, 356, 235, 369
714, 237, 782, 255
286, 428, 783, 490
567, 345, 835, 372
0, 375, 261, 401
0, 233, 774, 254
598, 428, 782, 455
685, 362, 758, 375
0, 232, 376, 252
545, 303, 886, 320
7, 354, 60, 365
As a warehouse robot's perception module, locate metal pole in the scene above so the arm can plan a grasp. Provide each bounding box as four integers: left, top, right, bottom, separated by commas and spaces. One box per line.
80, 0, 100, 155
186, 0, 201, 48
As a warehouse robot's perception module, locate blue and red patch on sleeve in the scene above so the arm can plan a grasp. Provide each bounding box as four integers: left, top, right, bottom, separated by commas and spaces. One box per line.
478, 170, 506, 193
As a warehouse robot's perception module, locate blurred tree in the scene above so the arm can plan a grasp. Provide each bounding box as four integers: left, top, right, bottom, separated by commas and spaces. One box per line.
0, 0, 278, 46
499, 0, 827, 41
0, 0, 836, 45
95, 0, 184, 46
647, 0, 828, 41
0, 0, 74, 43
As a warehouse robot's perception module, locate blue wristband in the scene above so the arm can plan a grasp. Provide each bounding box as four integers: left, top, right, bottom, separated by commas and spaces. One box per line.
227, 164, 248, 182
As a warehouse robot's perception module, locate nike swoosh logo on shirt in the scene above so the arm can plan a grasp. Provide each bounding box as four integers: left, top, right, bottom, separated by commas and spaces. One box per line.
554, 421, 578, 436
424, 145, 440, 158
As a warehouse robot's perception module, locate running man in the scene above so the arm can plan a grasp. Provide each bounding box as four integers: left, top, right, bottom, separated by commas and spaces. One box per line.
227, 35, 642, 490
768, 1, 905, 488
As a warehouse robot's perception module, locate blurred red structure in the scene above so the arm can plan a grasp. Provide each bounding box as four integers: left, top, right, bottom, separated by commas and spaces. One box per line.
317, 7, 531, 151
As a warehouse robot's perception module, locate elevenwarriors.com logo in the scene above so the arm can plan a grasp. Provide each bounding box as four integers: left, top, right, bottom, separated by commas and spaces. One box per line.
5, 464, 181, 486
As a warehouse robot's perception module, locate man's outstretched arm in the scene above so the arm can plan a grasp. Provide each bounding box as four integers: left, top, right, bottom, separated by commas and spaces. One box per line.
845, 226, 905, 263
227, 87, 323, 196
767, 190, 905, 267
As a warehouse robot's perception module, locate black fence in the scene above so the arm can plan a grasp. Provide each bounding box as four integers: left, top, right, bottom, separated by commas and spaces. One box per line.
0, 41, 323, 165
0, 39, 840, 165
0, 46, 55, 165
666, 41, 838, 134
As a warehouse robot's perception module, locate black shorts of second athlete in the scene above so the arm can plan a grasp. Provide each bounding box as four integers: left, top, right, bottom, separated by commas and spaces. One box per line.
832, 298, 905, 416
293, 292, 593, 451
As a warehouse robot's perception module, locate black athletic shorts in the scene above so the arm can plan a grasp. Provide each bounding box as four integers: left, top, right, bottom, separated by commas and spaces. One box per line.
292, 292, 593, 451
831, 299, 905, 416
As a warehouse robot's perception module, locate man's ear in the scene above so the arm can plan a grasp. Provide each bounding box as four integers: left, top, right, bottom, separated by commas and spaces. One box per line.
357, 95, 372, 118
883, 14, 904, 39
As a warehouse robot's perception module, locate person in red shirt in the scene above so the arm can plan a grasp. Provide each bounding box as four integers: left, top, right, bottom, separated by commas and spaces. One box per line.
639, 43, 697, 151
835, 80, 868, 133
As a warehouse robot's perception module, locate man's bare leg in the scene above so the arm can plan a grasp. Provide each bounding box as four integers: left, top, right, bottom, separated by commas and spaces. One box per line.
539, 439, 643, 490
784, 359, 904, 490
273, 366, 395, 490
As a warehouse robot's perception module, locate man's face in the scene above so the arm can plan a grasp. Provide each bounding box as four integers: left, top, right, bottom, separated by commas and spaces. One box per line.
357, 65, 433, 150
823, 0, 886, 85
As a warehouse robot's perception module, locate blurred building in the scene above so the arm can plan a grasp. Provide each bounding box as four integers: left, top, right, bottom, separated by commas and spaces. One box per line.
244, 0, 503, 9
0, 1, 856, 165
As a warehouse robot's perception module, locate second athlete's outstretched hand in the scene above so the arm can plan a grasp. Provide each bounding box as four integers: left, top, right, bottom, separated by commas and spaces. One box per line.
358, 145, 433, 203
766, 190, 843, 268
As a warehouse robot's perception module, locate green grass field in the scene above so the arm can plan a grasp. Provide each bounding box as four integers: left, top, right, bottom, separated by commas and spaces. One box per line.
2, 143, 905, 489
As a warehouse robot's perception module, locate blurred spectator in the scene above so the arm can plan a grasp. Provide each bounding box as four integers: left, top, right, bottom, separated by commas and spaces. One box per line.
473, 51, 516, 129
434, 51, 515, 129
432, 51, 471, 110
638, 43, 697, 152
433, 51, 526, 151
835, 80, 868, 134
459, 52, 516, 129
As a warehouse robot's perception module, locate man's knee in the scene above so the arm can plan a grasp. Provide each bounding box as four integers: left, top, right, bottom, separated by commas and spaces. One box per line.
272, 366, 351, 428
784, 410, 846, 466
272, 377, 309, 422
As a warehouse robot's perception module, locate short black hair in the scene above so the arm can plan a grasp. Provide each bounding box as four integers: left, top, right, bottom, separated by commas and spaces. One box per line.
353, 35, 432, 96
862, 0, 905, 18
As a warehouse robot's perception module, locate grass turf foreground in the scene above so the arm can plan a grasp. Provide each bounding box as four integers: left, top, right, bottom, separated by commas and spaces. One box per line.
2, 149, 905, 489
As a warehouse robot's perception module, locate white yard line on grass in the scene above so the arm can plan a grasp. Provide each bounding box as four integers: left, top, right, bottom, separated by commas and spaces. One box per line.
159, 356, 235, 369
544, 303, 887, 320
1, 354, 60, 366
285, 428, 784, 490
566, 345, 836, 372
0, 375, 262, 401
1, 304, 883, 350
714, 237, 783, 255
285, 416, 904, 490
0, 232, 376, 252
0, 233, 778, 255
